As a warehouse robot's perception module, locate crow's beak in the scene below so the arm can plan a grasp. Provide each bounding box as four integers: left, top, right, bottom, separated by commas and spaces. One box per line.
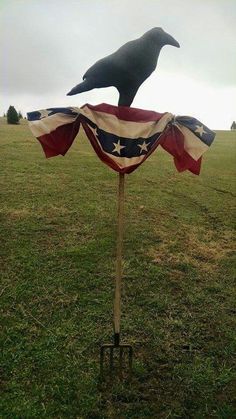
172, 39, 180, 48
166, 35, 180, 48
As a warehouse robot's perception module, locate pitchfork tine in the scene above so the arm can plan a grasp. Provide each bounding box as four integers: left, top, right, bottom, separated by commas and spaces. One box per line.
109, 347, 114, 369
100, 346, 104, 374
129, 346, 133, 370
119, 347, 123, 370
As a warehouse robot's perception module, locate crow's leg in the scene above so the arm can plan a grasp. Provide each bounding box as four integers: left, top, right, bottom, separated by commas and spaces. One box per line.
118, 86, 139, 107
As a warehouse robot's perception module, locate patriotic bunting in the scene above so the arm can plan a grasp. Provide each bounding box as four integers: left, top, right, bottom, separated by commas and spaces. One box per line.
27, 103, 215, 175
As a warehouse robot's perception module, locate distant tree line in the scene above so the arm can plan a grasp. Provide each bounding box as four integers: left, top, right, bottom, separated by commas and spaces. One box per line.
231, 121, 236, 130
3, 107, 236, 130
3, 106, 23, 124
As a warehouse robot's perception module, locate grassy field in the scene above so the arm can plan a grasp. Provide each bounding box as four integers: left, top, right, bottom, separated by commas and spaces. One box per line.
0, 117, 236, 418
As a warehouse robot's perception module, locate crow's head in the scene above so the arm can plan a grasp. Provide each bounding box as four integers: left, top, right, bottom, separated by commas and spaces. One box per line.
146, 27, 180, 48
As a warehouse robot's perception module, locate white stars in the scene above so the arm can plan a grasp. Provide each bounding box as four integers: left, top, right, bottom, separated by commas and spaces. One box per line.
138, 141, 150, 154
195, 125, 207, 137
111, 139, 151, 156
112, 140, 126, 155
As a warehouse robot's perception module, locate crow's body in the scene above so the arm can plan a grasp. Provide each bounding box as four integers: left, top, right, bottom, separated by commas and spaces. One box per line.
67, 28, 180, 106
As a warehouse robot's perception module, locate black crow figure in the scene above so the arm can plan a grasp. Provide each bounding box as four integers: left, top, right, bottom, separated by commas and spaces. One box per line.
67, 27, 180, 106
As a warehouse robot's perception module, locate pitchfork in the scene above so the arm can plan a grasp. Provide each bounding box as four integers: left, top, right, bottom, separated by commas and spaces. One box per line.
100, 173, 133, 376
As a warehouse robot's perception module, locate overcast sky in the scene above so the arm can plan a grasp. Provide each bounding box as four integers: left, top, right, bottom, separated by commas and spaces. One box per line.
1, 0, 236, 129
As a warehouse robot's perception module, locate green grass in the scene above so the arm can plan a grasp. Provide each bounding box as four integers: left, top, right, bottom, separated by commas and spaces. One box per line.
0, 117, 236, 418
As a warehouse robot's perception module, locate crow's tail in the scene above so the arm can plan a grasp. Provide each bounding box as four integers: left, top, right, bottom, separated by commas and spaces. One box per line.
67, 79, 94, 96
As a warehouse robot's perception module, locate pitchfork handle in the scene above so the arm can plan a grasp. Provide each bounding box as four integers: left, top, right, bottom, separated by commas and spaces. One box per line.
114, 172, 125, 337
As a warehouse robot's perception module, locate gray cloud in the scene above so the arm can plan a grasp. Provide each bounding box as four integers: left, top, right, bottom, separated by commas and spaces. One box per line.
1, 0, 236, 127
